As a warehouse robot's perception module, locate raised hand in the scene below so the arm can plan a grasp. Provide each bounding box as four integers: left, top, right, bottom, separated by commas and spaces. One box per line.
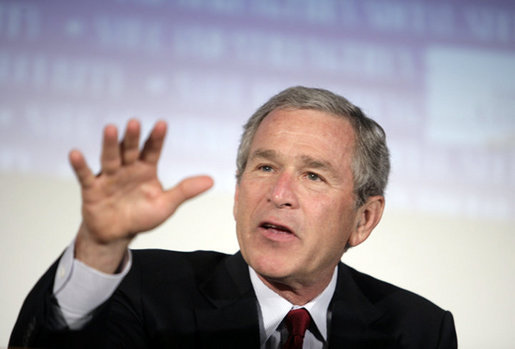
70, 119, 213, 273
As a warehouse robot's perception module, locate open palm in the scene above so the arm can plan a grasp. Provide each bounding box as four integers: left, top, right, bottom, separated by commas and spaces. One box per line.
70, 120, 213, 272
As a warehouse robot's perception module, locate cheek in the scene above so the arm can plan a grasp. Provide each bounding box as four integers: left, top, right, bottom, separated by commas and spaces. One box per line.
309, 200, 352, 240
238, 180, 266, 207
234, 185, 257, 226
307, 194, 339, 221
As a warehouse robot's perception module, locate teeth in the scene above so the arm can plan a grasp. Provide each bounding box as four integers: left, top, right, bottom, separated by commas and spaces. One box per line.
262, 223, 291, 233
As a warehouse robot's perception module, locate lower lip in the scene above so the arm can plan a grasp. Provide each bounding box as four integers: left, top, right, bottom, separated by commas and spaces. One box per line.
259, 226, 297, 242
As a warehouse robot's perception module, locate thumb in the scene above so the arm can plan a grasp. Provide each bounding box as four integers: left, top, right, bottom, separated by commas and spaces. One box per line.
165, 175, 214, 210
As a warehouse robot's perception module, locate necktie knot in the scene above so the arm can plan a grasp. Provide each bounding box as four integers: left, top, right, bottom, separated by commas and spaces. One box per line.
284, 308, 311, 349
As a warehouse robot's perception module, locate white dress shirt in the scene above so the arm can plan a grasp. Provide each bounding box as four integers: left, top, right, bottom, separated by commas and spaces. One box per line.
249, 266, 337, 349
53, 242, 132, 329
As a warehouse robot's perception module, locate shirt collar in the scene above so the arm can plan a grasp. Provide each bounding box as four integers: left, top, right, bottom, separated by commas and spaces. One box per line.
249, 266, 338, 345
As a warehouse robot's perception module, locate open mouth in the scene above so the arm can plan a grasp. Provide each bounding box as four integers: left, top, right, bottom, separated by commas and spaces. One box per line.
260, 222, 293, 235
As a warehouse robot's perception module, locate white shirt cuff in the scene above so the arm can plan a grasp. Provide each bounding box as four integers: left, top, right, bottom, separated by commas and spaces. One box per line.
53, 241, 132, 329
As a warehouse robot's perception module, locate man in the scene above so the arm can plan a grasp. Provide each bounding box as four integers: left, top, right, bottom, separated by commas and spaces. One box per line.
10, 86, 457, 348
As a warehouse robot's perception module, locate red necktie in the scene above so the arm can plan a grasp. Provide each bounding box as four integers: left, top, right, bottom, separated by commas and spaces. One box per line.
283, 308, 311, 349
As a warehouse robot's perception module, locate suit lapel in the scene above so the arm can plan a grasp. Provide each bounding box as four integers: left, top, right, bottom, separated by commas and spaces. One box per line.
328, 263, 397, 348
194, 256, 398, 348
195, 252, 260, 348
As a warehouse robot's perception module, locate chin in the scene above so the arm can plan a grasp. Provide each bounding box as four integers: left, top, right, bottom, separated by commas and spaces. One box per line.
248, 253, 296, 281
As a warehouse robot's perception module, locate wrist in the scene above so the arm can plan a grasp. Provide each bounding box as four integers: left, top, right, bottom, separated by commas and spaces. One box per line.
74, 223, 132, 274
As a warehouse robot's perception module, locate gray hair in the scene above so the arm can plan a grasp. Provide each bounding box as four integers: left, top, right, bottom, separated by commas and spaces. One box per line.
236, 86, 390, 207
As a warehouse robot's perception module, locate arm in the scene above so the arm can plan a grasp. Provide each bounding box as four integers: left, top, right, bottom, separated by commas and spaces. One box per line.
53, 241, 132, 329
10, 119, 213, 347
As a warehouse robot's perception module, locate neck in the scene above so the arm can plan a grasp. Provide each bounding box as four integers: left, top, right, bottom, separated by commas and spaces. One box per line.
257, 269, 335, 305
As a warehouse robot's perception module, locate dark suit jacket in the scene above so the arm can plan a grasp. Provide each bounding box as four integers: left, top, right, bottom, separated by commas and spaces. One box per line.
10, 250, 457, 348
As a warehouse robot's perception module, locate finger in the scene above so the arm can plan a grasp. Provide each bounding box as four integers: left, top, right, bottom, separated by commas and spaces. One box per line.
164, 175, 214, 212
69, 149, 95, 188
140, 120, 167, 164
101, 124, 121, 175
121, 119, 141, 165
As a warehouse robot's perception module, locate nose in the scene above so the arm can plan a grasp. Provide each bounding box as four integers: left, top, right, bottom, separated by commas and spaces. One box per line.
269, 171, 299, 209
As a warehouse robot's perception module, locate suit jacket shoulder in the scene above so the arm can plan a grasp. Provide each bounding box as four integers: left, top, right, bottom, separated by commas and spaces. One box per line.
91, 249, 262, 348
328, 263, 457, 349
10, 249, 261, 348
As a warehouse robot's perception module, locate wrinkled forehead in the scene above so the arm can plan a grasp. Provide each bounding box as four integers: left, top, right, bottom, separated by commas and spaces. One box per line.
255, 107, 356, 143
250, 108, 357, 167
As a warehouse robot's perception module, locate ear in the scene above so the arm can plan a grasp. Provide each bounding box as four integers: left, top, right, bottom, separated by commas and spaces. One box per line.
347, 195, 385, 248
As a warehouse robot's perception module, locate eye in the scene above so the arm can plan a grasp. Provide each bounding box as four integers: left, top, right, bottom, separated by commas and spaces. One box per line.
258, 165, 273, 172
306, 172, 323, 182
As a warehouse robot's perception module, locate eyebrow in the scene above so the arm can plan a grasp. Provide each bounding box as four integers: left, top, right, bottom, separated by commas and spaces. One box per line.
249, 149, 339, 178
249, 149, 278, 162
299, 155, 336, 174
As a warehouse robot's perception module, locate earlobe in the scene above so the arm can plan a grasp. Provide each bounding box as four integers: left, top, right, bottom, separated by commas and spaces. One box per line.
347, 196, 385, 248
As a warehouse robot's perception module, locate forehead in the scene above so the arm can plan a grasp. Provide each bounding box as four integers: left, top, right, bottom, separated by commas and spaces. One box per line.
250, 108, 355, 167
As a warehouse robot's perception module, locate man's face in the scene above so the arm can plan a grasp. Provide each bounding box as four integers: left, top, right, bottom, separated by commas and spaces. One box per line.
234, 108, 365, 287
